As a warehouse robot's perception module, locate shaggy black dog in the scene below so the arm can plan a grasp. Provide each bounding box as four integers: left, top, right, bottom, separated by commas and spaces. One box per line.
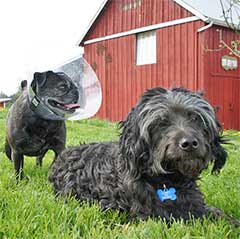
49, 87, 229, 221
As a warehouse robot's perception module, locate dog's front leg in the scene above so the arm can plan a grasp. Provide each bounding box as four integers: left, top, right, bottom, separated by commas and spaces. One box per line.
36, 151, 47, 167
11, 151, 24, 180
207, 205, 240, 227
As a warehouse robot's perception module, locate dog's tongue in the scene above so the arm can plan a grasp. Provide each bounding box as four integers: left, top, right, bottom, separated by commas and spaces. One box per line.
64, 103, 81, 109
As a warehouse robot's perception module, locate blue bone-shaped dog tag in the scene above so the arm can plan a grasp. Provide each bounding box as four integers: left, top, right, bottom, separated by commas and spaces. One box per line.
157, 187, 177, 202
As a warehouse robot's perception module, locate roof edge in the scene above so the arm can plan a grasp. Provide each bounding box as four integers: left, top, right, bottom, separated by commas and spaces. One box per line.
0, 98, 11, 102
77, 0, 109, 46
83, 16, 200, 45
208, 17, 240, 30
173, 0, 209, 22
174, 0, 240, 29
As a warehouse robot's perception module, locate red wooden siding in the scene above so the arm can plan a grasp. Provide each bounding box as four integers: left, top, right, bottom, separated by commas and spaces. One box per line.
84, 20, 205, 121
82, 0, 240, 129
82, 0, 193, 42
0, 102, 4, 108
203, 25, 240, 129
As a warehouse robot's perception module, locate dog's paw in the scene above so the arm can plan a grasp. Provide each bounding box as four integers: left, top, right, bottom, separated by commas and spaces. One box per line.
207, 206, 240, 227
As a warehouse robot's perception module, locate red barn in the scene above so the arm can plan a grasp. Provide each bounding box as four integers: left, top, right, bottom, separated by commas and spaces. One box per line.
79, 0, 240, 129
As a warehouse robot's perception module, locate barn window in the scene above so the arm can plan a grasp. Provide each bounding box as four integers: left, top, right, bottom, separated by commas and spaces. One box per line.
136, 30, 156, 65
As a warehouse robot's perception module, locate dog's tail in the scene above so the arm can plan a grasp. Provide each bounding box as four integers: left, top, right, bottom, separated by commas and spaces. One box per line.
5, 139, 12, 161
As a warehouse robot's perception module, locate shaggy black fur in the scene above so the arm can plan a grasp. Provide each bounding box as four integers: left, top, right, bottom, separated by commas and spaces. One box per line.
49, 87, 228, 221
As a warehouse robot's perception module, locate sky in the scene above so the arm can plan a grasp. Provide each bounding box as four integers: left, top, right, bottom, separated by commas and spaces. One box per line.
0, 0, 104, 96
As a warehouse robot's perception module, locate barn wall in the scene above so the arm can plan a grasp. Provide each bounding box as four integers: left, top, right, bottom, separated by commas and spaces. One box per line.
203, 25, 240, 129
82, 0, 240, 129
83, 0, 193, 42
0, 102, 4, 109
85, 20, 205, 121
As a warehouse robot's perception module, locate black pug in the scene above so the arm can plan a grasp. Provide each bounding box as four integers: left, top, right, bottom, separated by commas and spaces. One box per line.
5, 71, 79, 179
49, 87, 238, 224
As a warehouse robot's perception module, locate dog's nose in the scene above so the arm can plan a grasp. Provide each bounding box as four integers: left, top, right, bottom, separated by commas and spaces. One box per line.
179, 137, 199, 152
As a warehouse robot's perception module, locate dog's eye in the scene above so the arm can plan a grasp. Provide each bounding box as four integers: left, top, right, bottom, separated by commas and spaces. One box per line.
188, 112, 208, 128
191, 114, 198, 121
188, 112, 200, 122
160, 118, 169, 125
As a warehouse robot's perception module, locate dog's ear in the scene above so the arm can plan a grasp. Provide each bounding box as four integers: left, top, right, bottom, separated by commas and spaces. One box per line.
119, 107, 151, 173
33, 71, 55, 90
211, 136, 228, 174
33, 72, 47, 88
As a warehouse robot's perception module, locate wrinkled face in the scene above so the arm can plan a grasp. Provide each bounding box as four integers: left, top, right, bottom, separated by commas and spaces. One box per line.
32, 71, 80, 114
136, 89, 219, 179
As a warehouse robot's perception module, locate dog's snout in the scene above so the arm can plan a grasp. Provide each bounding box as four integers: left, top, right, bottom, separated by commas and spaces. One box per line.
179, 137, 199, 152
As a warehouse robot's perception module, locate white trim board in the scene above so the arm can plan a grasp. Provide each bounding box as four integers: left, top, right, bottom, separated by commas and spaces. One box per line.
83, 16, 200, 45
77, 0, 108, 46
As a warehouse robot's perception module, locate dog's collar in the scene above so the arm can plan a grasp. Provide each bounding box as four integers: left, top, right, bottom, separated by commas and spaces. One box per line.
29, 87, 64, 121
161, 179, 194, 189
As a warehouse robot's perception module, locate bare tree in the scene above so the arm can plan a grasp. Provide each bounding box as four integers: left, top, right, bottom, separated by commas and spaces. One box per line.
218, 0, 240, 57
220, 0, 240, 31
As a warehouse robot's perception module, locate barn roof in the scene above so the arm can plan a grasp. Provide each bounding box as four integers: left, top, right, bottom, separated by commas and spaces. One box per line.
0, 98, 11, 103
78, 0, 240, 45
175, 0, 240, 27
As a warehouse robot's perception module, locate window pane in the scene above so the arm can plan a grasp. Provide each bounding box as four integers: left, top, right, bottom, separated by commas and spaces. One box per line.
136, 30, 156, 65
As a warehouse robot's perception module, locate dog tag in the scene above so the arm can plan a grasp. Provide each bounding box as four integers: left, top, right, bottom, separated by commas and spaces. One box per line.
157, 187, 177, 202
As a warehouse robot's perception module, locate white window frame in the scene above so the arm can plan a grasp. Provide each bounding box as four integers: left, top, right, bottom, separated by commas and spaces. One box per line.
136, 30, 157, 66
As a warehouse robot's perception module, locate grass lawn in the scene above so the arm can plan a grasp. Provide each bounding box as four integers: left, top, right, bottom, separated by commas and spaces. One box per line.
0, 108, 240, 238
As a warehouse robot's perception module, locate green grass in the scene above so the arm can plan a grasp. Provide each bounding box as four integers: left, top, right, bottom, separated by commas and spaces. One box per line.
0, 108, 240, 239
